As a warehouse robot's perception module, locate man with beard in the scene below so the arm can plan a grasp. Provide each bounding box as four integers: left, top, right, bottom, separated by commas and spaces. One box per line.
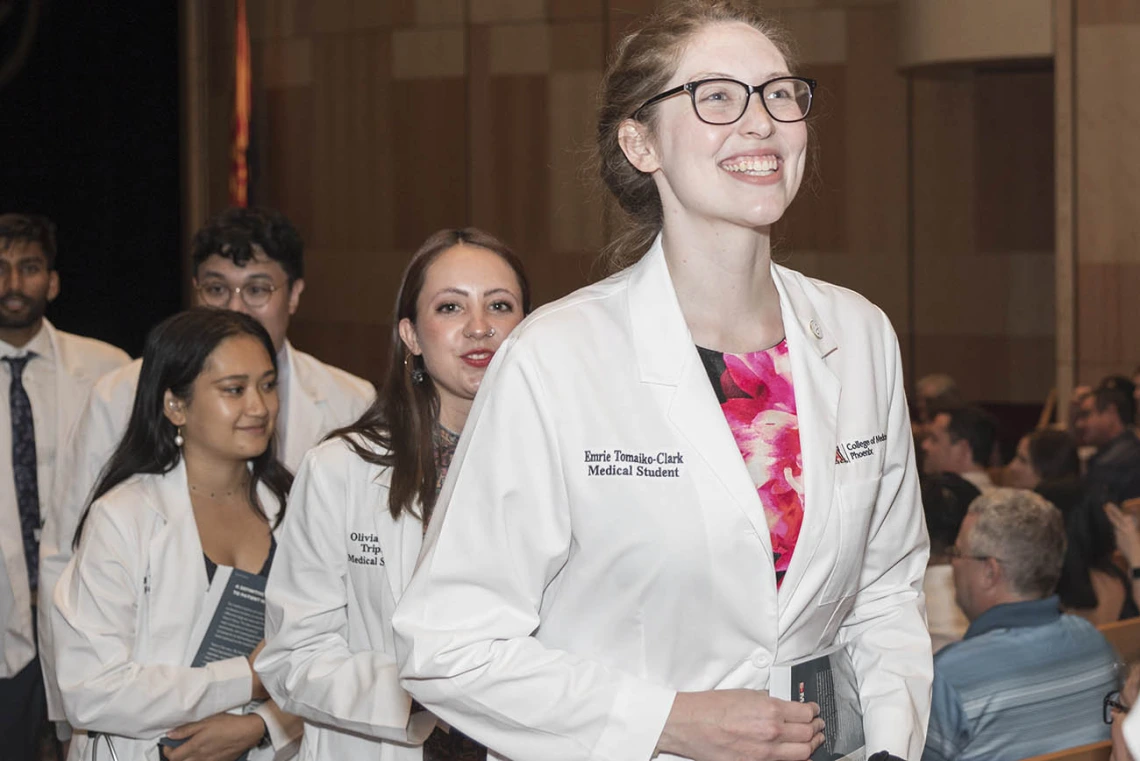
0, 213, 131, 759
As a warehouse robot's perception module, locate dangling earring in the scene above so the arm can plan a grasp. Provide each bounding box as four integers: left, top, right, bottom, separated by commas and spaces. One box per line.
405, 353, 426, 384
174, 426, 184, 447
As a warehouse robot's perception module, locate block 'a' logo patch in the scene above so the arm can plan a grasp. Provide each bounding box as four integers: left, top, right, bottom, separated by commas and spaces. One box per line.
835, 446, 850, 465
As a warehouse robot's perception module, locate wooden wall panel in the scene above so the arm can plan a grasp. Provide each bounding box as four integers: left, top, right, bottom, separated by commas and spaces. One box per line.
187, 0, 1069, 402
975, 69, 1054, 254
911, 67, 1055, 403
1072, 7, 1140, 389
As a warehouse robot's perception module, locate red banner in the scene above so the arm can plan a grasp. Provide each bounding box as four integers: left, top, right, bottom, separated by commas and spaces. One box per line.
228, 0, 251, 207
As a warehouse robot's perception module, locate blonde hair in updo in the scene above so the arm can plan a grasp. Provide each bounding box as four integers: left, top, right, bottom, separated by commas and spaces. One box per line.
596, 0, 796, 273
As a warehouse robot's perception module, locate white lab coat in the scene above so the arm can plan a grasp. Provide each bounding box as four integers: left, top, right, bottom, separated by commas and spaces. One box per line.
1126, 705, 1140, 759
39, 341, 374, 721
256, 435, 434, 760
52, 459, 301, 761
0, 320, 129, 678
393, 239, 932, 761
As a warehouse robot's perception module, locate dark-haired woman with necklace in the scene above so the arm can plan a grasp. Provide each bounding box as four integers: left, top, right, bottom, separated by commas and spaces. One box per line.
52, 308, 300, 761
255, 228, 530, 760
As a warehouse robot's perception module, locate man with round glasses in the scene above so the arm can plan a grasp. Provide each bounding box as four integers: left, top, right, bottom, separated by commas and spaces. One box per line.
36, 206, 375, 746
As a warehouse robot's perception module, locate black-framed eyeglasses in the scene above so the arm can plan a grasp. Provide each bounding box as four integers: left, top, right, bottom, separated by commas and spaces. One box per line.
632, 76, 816, 125
1105, 690, 1130, 724
196, 280, 282, 309
945, 545, 1001, 563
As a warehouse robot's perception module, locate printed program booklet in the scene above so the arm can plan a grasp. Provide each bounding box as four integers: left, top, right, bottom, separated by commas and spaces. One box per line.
188, 566, 267, 667
770, 644, 865, 761
166, 566, 268, 760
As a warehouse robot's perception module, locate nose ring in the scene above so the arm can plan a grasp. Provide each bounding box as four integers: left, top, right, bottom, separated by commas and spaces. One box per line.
466, 327, 496, 339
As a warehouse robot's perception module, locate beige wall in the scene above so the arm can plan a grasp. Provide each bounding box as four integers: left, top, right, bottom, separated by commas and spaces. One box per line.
186, 0, 1068, 407
1056, 0, 1140, 401
909, 66, 1055, 404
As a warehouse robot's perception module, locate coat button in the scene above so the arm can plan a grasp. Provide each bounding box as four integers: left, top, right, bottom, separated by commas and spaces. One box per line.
809, 319, 823, 339
751, 652, 771, 668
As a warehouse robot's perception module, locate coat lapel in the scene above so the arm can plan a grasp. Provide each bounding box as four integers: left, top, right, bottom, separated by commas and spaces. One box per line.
144, 461, 210, 664
146, 461, 284, 665
770, 267, 841, 608
627, 240, 774, 557
280, 342, 323, 472
46, 321, 94, 510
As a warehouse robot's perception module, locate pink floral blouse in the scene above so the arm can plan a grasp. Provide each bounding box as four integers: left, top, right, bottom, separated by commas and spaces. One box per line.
697, 340, 804, 586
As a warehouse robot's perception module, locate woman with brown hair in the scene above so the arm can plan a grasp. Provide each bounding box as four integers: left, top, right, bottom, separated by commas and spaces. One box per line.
394, 2, 930, 760
254, 228, 530, 760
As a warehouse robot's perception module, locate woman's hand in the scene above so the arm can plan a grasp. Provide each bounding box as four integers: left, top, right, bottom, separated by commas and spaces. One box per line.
248, 640, 268, 700
165, 713, 265, 761
655, 689, 825, 761
1105, 502, 1140, 568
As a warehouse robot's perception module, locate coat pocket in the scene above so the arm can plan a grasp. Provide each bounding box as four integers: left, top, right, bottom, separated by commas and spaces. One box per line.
818, 478, 880, 604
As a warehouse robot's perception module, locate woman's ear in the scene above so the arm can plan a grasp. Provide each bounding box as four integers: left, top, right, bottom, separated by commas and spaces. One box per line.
163, 390, 186, 427
398, 318, 422, 357
617, 118, 660, 174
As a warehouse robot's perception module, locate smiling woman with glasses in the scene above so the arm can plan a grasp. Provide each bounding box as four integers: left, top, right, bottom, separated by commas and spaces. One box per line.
392, 1, 931, 760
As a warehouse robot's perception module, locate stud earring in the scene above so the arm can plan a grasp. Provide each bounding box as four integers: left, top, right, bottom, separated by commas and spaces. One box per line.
174, 427, 184, 447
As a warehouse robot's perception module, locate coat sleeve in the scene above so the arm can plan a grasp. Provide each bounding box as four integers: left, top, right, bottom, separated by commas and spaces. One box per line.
836, 313, 933, 760
1125, 698, 1140, 759
38, 379, 128, 723
256, 446, 429, 743
920, 671, 969, 761
52, 500, 253, 738
250, 700, 303, 759
392, 343, 676, 761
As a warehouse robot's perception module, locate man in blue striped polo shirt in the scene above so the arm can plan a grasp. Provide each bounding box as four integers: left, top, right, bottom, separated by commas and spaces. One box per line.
923, 488, 1118, 761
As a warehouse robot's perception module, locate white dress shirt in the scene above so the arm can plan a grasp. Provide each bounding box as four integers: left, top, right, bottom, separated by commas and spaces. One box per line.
923, 563, 968, 652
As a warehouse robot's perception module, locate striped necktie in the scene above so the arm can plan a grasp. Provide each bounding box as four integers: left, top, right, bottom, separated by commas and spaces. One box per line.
4, 354, 40, 593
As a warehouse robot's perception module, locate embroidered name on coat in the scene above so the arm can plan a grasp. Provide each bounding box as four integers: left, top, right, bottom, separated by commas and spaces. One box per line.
583, 449, 684, 478
348, 531, 385, 566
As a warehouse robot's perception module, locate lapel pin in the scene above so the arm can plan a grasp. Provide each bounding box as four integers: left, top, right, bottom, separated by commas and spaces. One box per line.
809, 319, 823, 340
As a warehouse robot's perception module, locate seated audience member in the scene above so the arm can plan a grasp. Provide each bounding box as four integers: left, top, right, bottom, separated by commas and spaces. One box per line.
922, 474, 982, 652
922, 405, 999, 492
1106, 502, 1140, 615
1047, 482, 1138, 625
1109, 662, 1139, 761
37, 206, 375, 734
923, 488, 1118, 761
1076, 380, 1140, 504
915, 374, 960, 425
0, 214, 131, 759
1005, 428, 1080, 491
53, 309, 300, 760
1069, 384, 1097, 468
